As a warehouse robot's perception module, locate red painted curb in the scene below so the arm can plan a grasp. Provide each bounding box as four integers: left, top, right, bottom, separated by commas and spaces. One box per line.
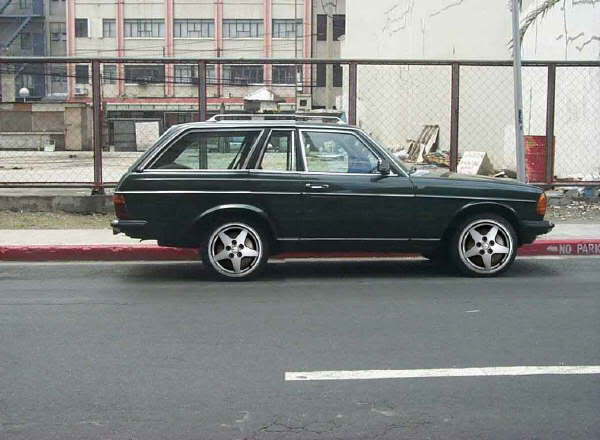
0, 245, 198, 261
517, 239, 600, 257
0, 240, 599, 261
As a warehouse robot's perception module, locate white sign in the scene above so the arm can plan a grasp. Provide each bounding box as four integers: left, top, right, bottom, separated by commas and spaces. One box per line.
457, 151, 494, 175
135, 121, 160, 151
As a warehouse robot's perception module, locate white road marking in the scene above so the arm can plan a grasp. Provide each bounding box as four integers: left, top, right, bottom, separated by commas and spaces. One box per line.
285, 366, 600, 381
465, 309, 480, 313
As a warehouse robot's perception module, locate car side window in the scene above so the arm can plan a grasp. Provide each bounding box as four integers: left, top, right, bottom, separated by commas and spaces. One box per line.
301, 131, 380, 174
256, 130, 295, 171
149, 130, 260, 170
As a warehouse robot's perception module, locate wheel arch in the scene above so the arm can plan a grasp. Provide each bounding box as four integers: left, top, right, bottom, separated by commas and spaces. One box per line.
441, 202, 522, 246
191, 204, 277, 248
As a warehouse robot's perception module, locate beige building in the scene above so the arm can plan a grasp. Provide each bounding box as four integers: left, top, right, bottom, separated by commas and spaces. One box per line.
65, 0, 345, 149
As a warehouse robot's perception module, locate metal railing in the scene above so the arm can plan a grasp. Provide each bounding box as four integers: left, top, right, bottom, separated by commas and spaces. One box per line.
0, 56, 599, 192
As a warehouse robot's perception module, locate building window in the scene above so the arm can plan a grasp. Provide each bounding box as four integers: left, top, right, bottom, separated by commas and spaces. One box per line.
124, 65, 165, 84
223, 65, 263, 85
50, 65, 67, 94
223, 19, 263, 38
50, 22, 66, 41
20, 32, 32, 50
75, 65, 89, 84
103, 19, 116, 38
333, 64, 343, 87
19, 0, 30, 8
175, 65, 195, 84
273, 65, 295, 85
174, 65, 216, 85
174, 19, 214, 38
272, 19, 302, 38
124, 19, 164, 38
75, 19, 88, 38
316, 64, 326, 87
333, 14, 345, 41
103, 65, 117, 84
316, 14, 327, 41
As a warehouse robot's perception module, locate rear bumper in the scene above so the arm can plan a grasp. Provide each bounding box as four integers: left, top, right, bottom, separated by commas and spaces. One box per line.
111, 219, 148, 239
520, 219, 554, 244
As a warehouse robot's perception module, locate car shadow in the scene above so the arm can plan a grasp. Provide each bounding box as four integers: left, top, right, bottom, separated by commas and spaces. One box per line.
120, 257, 561, 282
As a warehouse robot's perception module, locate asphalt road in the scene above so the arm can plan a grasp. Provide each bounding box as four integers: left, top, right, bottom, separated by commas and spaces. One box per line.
1, 257, 599, 440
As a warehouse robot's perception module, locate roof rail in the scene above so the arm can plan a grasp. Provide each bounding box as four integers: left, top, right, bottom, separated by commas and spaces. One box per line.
208, 113, 346, 124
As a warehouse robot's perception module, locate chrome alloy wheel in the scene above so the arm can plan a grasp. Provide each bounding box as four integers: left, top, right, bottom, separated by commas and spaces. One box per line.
207, 223, 262, 278
458, 220, 514, 274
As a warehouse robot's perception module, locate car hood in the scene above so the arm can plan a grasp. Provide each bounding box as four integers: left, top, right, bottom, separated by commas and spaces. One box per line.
411, 167, 530, 187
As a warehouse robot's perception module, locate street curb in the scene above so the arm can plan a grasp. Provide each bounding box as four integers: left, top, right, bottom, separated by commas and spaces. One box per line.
1, 239, 599, 261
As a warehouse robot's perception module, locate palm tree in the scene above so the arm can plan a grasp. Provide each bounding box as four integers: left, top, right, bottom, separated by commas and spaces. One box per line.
518, 0, 561, 43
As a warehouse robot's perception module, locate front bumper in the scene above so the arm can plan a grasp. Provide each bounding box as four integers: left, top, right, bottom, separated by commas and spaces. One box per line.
519, 219, 554, 244
111, 219, 148, 239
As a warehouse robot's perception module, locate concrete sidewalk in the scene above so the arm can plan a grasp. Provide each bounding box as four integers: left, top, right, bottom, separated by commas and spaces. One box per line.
0, 224, 599, 261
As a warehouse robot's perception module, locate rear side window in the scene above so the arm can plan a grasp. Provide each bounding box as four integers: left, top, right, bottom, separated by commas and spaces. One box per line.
149, 130, 261, 170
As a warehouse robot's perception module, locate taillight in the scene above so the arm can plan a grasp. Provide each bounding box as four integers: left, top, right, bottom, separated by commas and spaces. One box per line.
113, 194, 129, 219
536, 192, 547, 217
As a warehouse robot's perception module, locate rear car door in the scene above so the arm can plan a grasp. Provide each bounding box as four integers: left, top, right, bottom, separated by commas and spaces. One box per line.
244, 128, 306, 239
298, 129, 415, 241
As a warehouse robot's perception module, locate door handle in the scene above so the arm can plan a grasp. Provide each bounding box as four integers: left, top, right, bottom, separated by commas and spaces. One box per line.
305, 183, 330, 190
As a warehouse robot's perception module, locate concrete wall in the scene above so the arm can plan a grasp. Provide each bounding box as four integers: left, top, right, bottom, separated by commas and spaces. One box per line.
340, 0, 600, 179
0, 102, 92, 151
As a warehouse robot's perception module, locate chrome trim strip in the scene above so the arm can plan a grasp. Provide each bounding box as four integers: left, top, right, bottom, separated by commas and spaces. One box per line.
305, 192, 414, 197
118, 190, 301, 195
116, 190, 413, 197
416, 194, 536, 203
277, 237, 411, 241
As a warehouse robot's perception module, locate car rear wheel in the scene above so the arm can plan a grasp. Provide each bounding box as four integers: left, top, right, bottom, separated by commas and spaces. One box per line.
201, 220, 269, 280
450, 213, 517, 277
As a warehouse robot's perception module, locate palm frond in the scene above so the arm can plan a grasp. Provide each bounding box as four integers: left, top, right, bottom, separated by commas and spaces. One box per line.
508, 0, 561, 48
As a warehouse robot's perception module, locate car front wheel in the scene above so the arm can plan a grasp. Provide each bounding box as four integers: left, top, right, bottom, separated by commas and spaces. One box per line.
450, 213, 517, 277
201, 220, 269, 280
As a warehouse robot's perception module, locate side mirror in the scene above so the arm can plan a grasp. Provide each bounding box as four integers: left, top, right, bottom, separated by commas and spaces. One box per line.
377, 159, 391, 175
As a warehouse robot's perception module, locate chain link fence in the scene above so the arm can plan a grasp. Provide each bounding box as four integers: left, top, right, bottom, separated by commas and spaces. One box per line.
1, 58, 599, 189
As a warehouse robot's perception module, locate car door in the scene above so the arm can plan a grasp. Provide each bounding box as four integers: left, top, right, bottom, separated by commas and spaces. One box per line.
298, 128, 415, 241
244, 128, 306, 238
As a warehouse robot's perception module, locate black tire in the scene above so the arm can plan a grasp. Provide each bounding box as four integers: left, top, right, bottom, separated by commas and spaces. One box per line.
200, 217, 270, 281
449, 213, 518, 277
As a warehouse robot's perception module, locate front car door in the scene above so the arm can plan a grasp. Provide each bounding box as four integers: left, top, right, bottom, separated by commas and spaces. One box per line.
298, 128, 415, 246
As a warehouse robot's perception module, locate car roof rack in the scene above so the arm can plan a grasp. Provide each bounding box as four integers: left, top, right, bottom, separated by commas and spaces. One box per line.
208, 113, 346, 124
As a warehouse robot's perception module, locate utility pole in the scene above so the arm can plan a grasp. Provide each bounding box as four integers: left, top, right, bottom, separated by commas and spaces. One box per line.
294, 0, 300, 109
511, 0, 526, 183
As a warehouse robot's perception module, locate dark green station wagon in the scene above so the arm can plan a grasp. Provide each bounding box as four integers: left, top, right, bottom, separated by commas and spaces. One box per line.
112, 115, 553, 280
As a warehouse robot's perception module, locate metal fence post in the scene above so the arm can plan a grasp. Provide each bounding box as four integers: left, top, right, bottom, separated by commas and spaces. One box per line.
197, 60, 207, 121
348, 62, 357, 125
91, 59, 104, 195
545, 64, 556, 186
450, 62, 460, 172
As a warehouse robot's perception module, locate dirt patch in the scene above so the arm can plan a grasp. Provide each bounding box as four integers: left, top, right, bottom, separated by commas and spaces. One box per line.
546, 200, 600, 224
